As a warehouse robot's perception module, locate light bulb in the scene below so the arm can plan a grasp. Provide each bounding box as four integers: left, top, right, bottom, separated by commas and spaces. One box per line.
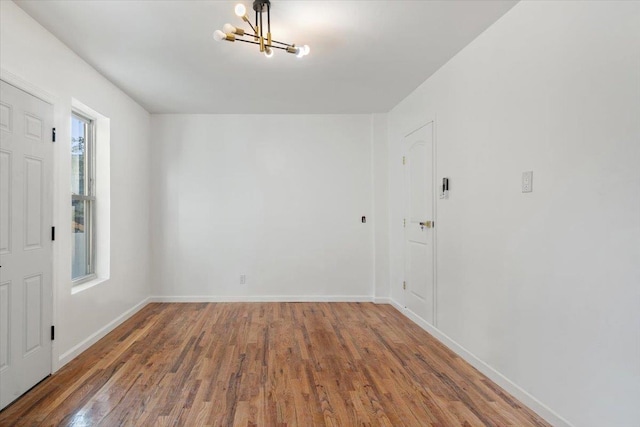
223, 23, 235, 34
234, 4, 246, 17
296, 47, 305, 58
302, 45, 310, 56
213, 30, 226, 41
264, 47, 274, 58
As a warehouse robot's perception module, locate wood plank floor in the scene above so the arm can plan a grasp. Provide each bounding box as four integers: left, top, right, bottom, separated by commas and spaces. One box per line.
0, 303, 550, 426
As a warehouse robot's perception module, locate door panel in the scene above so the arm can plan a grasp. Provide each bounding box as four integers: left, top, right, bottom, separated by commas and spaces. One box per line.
24, 114, 43, 141
0, 282, 9, 370
0, 80, 53, 410
25, 157, 43, 249
403, 123, 435, 324
0, 151, 10, 254
0, 103, 11, 132
24, 274, 43, 355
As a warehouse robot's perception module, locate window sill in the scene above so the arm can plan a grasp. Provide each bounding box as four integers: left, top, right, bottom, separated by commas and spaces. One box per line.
71, 276, 108, 295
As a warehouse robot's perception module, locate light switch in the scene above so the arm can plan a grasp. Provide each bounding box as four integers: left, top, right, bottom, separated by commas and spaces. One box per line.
440, 177, 449, 199
522, 171, 533, 193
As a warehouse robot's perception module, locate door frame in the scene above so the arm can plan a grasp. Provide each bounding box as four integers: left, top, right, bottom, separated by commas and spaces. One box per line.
402, 119, 438, 327
1, 67, 59, 374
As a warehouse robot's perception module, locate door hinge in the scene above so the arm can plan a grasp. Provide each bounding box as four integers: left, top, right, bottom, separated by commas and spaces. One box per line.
402, 156, 406, 165
403, 218, 406, 228
51, 226, 55, 241
403, 281, 406, 290
51, 325, 55, 341
52, 128, 56, 142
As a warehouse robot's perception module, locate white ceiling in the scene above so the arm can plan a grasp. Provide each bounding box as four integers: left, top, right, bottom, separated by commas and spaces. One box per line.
15, 0, 517, 114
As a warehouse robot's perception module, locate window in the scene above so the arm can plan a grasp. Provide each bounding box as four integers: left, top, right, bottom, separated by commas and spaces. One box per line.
71, 112, 96, 282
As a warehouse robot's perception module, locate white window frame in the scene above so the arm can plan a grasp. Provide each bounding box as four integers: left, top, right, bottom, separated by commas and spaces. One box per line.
71, 111, 97, 285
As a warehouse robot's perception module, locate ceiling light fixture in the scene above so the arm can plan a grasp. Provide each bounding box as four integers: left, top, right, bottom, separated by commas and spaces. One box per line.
214, 0, 309, 59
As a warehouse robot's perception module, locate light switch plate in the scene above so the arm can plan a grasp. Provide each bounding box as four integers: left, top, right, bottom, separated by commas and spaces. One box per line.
522, 171, 533, 193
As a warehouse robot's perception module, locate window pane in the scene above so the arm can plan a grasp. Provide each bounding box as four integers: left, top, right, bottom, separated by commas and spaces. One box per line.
71, 111, 96, 283
72, 199, 91, 280
71, 115, 88, 196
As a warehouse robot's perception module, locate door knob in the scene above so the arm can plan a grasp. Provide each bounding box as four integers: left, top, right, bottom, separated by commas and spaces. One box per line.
419, 221, 433, 229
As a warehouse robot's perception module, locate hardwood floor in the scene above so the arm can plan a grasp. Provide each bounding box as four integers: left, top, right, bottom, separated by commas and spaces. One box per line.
0, 303, 550, 426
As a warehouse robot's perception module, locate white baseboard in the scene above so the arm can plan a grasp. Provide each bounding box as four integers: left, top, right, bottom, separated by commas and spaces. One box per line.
387, 298, 404, 312
392, 301, 573, 427
56, 296, 151, 370
149, 295, 375, 303
372, 297, 393, 304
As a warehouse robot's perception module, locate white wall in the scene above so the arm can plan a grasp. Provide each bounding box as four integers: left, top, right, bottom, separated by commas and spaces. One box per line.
372, 114, 390, 300
150, 114, 374, 300
387, 1, 640, 426
1, 1, 151, 368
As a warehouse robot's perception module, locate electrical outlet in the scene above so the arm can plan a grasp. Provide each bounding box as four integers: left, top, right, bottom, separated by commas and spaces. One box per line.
240, 274, 246, 285
522, 171, 533, 193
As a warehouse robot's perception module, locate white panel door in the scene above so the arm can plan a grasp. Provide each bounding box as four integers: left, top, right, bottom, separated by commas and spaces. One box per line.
0, 80, 53, 410
403, 123, 435, 324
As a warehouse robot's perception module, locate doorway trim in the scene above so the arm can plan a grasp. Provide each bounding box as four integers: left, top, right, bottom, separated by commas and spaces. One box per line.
1, 67, 59, 373
402, 118, 438, 327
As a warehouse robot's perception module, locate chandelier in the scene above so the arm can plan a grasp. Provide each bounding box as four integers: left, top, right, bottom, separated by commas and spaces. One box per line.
213, 0, 310, 58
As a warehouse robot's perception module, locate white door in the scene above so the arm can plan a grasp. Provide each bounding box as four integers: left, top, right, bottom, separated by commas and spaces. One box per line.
0, 80, 53, 410
403, 123, 435, 324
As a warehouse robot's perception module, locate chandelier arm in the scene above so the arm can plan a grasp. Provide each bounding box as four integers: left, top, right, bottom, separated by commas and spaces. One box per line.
261, 6, 266, 51
234, 33, 293, 48
234, 38, 288, 50
266, 2, 272, 47
267, 3, 271, 34
270, 39, 293, 47
238, 24, 256, 37
244, 19, 257, 34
